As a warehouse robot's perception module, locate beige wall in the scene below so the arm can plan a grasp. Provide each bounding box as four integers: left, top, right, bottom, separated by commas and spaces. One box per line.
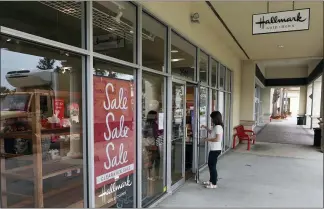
258, 64, 266, 77
308, 60, 322, 75
265, 67, 308, 79
141, 1, 242, 126
240, 60, 255, 121
299, 86, 307, 115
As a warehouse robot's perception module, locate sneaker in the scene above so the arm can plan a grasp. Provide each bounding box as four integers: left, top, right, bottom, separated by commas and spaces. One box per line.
202, 181, 211, 185
205, 184, 217, 189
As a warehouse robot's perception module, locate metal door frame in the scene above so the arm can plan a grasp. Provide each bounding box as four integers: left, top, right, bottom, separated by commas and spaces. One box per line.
185, 82, 199, 182
170, 78, 186, 191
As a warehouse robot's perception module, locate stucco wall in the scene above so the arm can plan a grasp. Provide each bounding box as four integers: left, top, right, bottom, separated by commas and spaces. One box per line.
240, 60, 255, 121
140, 1, 242, 126
265, 67, 308, 79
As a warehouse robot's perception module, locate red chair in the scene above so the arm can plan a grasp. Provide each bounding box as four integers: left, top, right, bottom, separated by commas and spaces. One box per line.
232, 125, 256, 150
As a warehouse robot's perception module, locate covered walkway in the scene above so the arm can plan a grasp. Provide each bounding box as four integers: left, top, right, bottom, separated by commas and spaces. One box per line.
155, 120, 323, 208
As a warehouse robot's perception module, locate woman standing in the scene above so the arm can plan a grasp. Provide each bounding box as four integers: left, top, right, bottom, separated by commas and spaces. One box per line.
143, 110, 162, 181
201, 111, 224, 189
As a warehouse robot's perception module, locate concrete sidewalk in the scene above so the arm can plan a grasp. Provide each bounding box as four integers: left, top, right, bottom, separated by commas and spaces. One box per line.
156, 120, 323, 208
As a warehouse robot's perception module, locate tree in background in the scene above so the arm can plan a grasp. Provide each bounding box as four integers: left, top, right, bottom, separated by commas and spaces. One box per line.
0, 86, 10, 93
37, 57, 56, 70
37, 57, 62, 73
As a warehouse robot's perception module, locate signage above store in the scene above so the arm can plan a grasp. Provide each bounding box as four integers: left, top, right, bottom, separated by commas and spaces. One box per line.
252, 8, 310, 35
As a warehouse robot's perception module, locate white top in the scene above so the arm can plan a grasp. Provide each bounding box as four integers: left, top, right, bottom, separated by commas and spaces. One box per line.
209, 125, 223, 151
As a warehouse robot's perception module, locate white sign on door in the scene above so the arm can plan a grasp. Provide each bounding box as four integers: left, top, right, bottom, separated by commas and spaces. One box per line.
252, 9, 310, 35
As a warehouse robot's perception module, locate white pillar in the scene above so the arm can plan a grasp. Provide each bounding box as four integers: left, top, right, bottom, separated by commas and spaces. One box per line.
299, 86, 307, 116
261, 87, 271, 123
240, 60, 256, 129
312, 79, 322, 128
67, 69, 82, 159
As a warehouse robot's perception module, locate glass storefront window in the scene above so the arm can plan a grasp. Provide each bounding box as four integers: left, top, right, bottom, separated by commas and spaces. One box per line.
171, 31, 196, 80
93, 1, 136, 63
211, 59, 218, 87
226, 69, 231, 91
219, 64, 226, 90
218, 91, 225, 151
92, 59, 136, 208
0, 1, 83, 48
142, 72, 166, 206
142, 12, 167, 72
0, 35, 85, 207
198, 87, 208, 167
224, 93, 231, 151
199, 51, 208, 84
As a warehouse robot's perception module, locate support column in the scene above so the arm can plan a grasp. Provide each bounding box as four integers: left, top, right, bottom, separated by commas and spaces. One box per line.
312, 79, 322, 128
240, 60, 256, 130
261, 87, 271, 123
67, 69, 82, 159
298, 86, 307, 116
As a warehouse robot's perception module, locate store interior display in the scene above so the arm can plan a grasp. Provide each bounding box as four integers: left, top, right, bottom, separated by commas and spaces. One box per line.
0, 35, 84, 208
141, 75, 165, 207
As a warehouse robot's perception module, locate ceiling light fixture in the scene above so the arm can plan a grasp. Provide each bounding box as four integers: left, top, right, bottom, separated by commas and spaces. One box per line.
6, 39, 11, 42
130, 30, 134, 34
277, 45, 284, 48
114, 11, 123, 23
171, 58, 185, 62
171, 50, 178, 53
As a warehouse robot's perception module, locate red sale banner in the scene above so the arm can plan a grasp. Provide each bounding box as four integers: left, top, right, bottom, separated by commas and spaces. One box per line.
53, 99, 65, 119
93, 76, 135, 190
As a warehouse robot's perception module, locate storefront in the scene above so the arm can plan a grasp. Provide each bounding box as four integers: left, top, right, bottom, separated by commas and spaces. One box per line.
0, 1, 233, 208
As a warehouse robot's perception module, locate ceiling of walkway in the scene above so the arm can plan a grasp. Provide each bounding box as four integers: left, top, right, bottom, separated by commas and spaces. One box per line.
210, 1, 323, 69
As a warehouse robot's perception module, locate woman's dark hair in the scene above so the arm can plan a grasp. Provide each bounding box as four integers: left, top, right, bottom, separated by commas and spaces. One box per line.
146, 110, 158, 124
210, 111, 224, 128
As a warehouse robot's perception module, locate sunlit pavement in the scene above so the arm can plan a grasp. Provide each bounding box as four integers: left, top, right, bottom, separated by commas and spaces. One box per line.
156, 119, 323, 208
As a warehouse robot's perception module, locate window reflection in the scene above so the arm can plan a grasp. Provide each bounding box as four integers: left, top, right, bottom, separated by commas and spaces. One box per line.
93, 1, 136, 63
219, 64, 226, 89
0, 1, 83, 47
92, 59, 136, 208
199, 87, 208, 167
199, 51, 208, 83
226, 69, 231, 91
142, 73, 165, 206
142, 13, 166, 71
0, 35, 84, 208
171, 32, 196, 80
211, 59, 218, 87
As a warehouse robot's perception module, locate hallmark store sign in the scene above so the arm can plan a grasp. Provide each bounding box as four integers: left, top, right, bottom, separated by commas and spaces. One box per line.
252, 9, 310, 35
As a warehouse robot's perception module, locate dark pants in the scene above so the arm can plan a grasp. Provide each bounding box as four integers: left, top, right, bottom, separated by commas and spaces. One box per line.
208, 150, 221, 185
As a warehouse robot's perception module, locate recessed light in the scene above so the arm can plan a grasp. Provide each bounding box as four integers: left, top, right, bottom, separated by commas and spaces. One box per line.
171, 58, 184, 62
171, 50, 178, 53
6, 39, 11, 42
130, 30, 134, 34
277, 45, 284, 48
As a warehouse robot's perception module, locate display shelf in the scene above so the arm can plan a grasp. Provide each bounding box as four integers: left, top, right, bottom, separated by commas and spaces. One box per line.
0, 90, 83, 208
0, 126, 81, 139
2, 159, 82, 181
8, 181, 83, 208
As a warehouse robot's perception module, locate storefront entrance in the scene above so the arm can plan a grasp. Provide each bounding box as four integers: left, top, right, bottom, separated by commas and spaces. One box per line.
170, 79, 201, 189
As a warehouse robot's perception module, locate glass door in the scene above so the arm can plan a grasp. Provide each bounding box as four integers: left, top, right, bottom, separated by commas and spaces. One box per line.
218, 91, 225, 152
198, 87, 208, 168
171, 79, 186, 188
